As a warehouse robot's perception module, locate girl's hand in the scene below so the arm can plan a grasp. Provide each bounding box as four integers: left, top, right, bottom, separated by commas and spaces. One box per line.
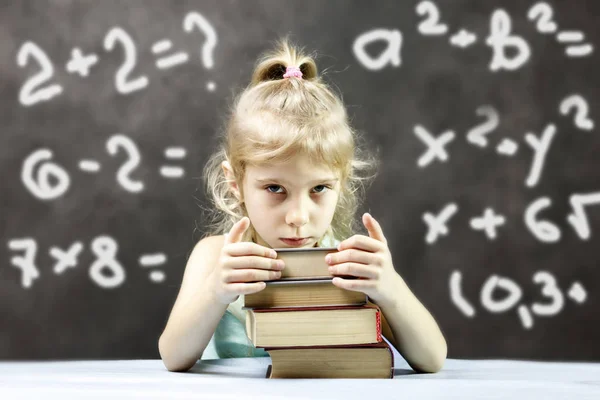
326, 213, 400, 305
208, 217, 284, 305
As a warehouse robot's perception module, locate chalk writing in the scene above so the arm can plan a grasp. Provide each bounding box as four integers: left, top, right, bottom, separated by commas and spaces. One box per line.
559, 94, 594, 131
416, 1, 448, 36
354, 5, 593, 72
15, 11, 218, 106
6, 236, 169, 288
20, 135, 186, 200
450, 270, 586, 330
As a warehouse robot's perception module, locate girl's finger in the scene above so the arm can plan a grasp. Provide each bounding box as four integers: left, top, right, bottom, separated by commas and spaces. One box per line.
337, 235, 384, 253
329, 263, 379, 279
226, 281, 267, 295
332, 277, 376, 292
363, 213, 387, 244
224, 217, 250, 245
327, 247, 376, 266
225, 242, 278, 259
225, 268, 282, 283
226, 255, 283, 271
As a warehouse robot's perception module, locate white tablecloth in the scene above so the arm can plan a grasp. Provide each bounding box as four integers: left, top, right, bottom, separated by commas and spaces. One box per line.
1, 357, 599, 399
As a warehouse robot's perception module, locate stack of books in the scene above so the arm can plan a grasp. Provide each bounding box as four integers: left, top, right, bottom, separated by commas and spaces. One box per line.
243, 247, 394, 379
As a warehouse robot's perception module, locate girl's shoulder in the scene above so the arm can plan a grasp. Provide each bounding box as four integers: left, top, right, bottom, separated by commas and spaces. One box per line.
195, 234, 227, 253
203, 234, 227, 243
185, 235, 227, 275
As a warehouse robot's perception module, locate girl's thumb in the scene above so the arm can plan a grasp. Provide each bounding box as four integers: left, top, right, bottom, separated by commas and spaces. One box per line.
226, 217, 249, 244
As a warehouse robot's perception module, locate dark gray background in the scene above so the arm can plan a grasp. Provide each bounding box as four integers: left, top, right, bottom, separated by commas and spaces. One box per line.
1, 0, 599, 361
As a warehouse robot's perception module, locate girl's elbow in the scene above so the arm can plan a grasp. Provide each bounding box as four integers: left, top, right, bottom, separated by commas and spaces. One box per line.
163, 359, 195, 373
158, 334, 196, 372
427, 353, 446, 373
414, 340, 447, 373
412, 353, 446, 373
426, 340, 448, 373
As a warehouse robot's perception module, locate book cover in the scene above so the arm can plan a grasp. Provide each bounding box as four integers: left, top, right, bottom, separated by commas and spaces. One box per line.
246, 304, 382, 348
243, 278, 367, 309
265, 341, 395, 379
272, 247, 354, 281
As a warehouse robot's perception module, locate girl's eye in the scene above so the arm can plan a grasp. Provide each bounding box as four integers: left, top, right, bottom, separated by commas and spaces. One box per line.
266, 185, 283, 194
313, 185, 329, 193
265, 184, 331, 194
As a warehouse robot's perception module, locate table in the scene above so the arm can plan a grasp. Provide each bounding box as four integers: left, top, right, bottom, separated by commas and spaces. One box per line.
1, 357, 599, 399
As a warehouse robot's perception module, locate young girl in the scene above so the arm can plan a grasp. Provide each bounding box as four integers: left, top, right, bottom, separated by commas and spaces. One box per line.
158, 39, 447, 373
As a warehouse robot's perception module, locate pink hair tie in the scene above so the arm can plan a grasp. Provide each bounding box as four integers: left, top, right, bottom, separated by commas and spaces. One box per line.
283, 66, 303, 79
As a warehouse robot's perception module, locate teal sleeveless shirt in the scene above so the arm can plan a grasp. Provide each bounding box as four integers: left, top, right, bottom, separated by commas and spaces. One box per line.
200, 235, 340, 360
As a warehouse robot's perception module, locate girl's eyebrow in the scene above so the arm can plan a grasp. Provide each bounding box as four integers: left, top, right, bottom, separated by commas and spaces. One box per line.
255, 177, 338, 185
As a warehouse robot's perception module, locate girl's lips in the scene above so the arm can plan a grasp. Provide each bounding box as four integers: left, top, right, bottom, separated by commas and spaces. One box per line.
280, 238, 310, 246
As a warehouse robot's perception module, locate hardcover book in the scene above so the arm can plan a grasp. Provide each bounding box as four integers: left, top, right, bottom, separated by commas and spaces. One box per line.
273, 247, 348, 280
243, 278, 367, 309
265, 341, 394, 379
245, 304, 382, 348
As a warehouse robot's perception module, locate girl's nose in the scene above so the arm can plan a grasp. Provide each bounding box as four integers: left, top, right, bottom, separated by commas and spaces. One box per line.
286, 210, 309, 227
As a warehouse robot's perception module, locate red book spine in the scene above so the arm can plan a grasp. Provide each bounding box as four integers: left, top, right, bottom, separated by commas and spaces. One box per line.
376, 309, 382, 342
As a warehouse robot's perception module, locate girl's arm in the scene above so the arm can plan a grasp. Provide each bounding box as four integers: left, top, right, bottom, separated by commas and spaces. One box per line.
370, 277, 447, 373
328, 213, 447, 373
158, 236, 228, 372
159, 218, 282, 372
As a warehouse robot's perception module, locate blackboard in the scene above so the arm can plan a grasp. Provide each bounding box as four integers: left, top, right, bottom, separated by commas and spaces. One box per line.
1, 0, 599, 361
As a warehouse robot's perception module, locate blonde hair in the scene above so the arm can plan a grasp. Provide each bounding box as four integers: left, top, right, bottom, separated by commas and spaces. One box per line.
201, 37, 378, 245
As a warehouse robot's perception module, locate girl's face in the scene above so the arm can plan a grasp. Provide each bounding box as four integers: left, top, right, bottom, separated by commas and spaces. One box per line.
241, 154, 340, 248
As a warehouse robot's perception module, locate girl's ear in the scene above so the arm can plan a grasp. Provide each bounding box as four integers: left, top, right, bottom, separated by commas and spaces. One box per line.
221, 161, 242, 201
